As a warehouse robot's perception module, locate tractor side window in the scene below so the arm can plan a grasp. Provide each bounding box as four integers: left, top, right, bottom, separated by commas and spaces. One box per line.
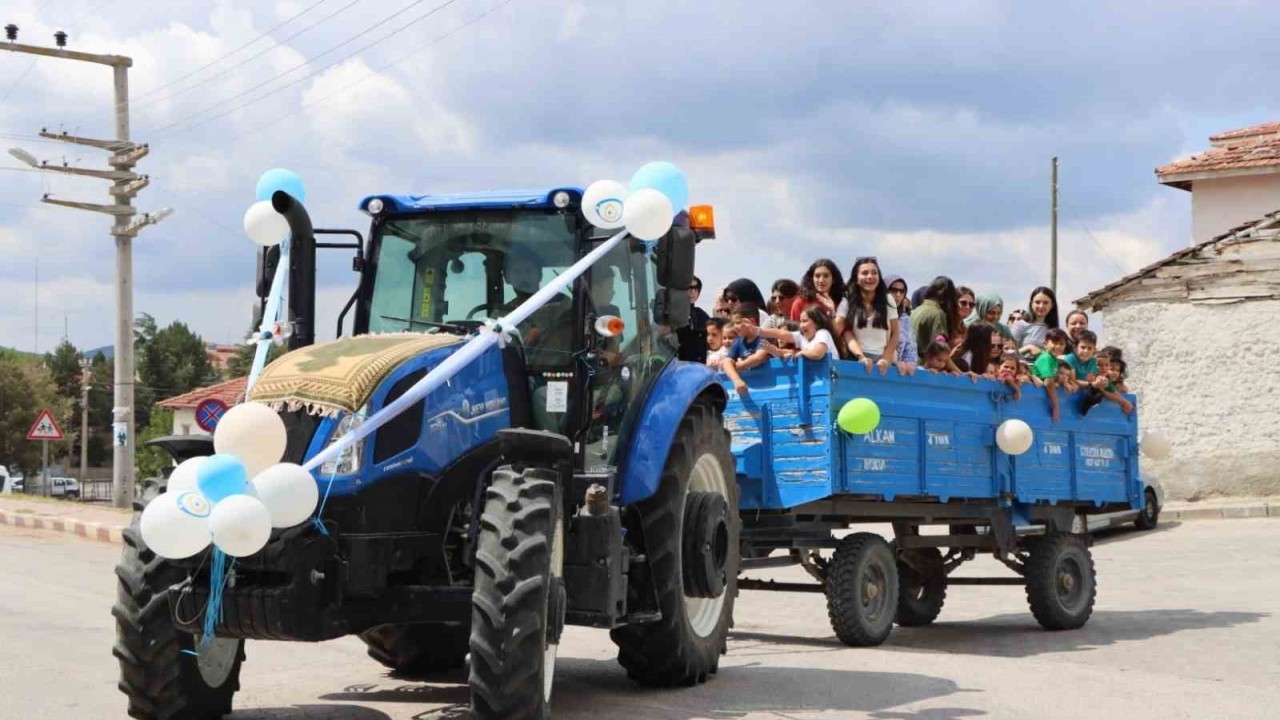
369, 233, 417, 334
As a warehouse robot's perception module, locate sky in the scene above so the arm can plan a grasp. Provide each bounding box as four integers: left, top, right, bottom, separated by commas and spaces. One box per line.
1, 0, 1278, 354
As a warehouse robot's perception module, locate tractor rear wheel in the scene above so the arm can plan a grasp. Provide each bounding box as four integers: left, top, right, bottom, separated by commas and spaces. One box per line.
113, 483, 245, 719
610, 401, 739, 687
826, 532, 898, 646
469, 467, 564, 720
359, 622, 470, 676
1025, 532, 1096, 630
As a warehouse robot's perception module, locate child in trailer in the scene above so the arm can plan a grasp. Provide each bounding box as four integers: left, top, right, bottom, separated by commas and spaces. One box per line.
757, 304, 839, 361
921, 341, 954, 374
705, 317, 729, 371
1080, 350, 1135, 416
997, 352, 1023, 400
722, 304, 768, 395
1029, 328, 1073, 422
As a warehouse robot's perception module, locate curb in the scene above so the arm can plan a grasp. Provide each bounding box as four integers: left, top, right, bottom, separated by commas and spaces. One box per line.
1164, 503, 1274, 521
0, 507, 127, 545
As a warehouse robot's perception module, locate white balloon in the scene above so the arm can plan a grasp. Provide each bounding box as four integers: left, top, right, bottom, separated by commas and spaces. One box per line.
214, 402, 287, 478
166, 456, 207, 495
251, 463, 319, 528
996, 419, 1034, 455
243, 200, 290, 247
140, 491, 213, 559
1141, 431, 1172, 460
622, 188, 674, 241
581, 180, 629, 230
208, 494, 273, 557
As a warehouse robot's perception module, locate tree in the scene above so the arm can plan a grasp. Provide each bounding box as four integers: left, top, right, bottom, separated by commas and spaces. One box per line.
135, 407, 174, 481
44, 339, 84, 464
0, 357, 73, 476
225, 342, 284, 379
85, 354, 114, 466
134, 313, 218, 404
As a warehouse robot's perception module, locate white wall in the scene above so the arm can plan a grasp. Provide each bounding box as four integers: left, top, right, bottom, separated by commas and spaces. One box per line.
1191, 173, 1280, 244
169, 408, 208, 437
1099, 299, 1280, 499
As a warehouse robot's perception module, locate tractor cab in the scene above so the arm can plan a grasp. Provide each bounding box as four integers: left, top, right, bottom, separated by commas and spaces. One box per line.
351, 188, 693, 473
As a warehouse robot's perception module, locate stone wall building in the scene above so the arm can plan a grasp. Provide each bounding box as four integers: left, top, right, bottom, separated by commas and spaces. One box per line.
1075, 212, 1280, 500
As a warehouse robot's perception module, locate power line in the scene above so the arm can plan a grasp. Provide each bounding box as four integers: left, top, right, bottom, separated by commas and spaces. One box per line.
1061, 201, 1131, 277
150, 0, 465, 139
132, 0, 348, 110
0, 59, 39, 104
68, 0, 118, 26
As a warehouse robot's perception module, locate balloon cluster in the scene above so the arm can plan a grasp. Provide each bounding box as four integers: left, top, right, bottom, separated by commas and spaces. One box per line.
242, 168, 306, 247
581, 161, 689, 240
141, 402, 319, 559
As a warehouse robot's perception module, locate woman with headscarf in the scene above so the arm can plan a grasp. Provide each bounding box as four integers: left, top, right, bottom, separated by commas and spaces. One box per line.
965, 293, 1013, 340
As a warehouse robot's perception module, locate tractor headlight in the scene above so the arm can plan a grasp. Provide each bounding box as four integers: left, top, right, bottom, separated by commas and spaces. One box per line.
365, 198, 385, 215
552, 190, 571, 209
320, 410, 366, 476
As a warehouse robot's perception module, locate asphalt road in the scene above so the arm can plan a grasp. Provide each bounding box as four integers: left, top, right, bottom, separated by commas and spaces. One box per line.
1, 518, 1276, 720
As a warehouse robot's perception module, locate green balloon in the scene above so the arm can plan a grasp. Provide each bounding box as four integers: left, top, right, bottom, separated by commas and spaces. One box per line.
838, 398, 881, 435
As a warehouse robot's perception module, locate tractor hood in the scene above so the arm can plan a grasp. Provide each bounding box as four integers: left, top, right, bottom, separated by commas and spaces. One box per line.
277, 334, 513, 496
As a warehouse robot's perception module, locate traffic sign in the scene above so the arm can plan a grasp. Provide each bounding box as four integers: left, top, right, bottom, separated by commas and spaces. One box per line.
27, 409, 64, 441
195, 398, 229, 433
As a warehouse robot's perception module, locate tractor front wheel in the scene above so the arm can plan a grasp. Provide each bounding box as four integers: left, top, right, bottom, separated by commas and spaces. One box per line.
611, 401, 739, 687
469, 467, 564, 720
113, 485, 245, 720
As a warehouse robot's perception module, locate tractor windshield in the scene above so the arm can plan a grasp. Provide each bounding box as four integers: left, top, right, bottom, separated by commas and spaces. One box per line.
367, 210, 580, 345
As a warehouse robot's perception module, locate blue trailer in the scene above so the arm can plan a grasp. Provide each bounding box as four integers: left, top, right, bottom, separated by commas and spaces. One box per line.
724, 356, 1142, 645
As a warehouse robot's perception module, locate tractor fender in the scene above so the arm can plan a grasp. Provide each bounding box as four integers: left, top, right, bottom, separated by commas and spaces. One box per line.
617, 360, 727, 505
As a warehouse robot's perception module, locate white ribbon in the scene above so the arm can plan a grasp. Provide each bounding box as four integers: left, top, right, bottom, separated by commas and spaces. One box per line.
303, 228, 630, 472
246, 237, 290, 393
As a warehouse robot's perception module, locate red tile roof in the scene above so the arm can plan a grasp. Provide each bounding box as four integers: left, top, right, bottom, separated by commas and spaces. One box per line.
156, 376, 249, 410
1157, 120, 1280, 188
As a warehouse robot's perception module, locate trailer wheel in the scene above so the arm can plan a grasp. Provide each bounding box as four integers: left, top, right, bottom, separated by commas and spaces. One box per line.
892, 546, 947, 627
359, 622, 470, 676
826, 533, 898, 646
469, 467, 564, 720
113, 483, 245, 720
611, 401, 739, 687
1134, 488, 1159, 530
1025, 532, 1096, 631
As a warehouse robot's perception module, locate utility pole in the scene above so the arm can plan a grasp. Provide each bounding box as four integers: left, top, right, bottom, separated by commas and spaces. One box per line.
79, 357, 91, 492
4, 24, 171, 509
1050, 156, 1059, 295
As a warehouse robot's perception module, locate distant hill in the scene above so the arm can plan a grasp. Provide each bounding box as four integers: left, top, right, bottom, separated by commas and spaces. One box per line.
0, 346, 40, 364
84, 345, 114, 360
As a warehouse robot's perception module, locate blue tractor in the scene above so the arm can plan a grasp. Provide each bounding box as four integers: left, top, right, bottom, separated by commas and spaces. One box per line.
113, 188, 738, 719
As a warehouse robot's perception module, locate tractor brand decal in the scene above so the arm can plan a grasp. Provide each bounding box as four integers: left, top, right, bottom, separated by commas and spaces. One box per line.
419, 268, 435, 319
863, 429, 896, 445
926, 432, 951, 447
427, 394, 509, 432
1079, 445, 1116, 469
1042, 442, 1064, 456
380, 457, 414, 473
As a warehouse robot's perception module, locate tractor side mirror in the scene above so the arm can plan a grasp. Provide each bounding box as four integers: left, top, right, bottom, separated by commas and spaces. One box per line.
656, 226, 696, 290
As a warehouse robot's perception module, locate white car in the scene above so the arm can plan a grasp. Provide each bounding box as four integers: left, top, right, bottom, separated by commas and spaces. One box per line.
1079, 478, 1164, 533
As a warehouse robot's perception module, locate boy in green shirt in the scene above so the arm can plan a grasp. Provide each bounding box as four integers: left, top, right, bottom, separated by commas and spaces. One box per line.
1029, 328, 1072, 422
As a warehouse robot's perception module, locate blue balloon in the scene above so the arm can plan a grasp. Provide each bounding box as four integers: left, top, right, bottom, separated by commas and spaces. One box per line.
629, 161, 688, 212
196, 453, 249, 504
255, 168, 306, 204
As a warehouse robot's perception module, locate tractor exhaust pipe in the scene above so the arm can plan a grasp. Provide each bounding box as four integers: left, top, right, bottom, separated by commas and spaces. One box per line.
272, 190, 316, 350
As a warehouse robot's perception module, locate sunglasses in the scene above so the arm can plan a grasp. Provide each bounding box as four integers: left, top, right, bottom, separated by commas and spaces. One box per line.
888, 286, 906, 294
854, 256, 878, 264
958, 300, 975, 308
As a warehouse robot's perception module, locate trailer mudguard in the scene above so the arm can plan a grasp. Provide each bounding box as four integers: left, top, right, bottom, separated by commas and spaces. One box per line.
617, 360, 727, 505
